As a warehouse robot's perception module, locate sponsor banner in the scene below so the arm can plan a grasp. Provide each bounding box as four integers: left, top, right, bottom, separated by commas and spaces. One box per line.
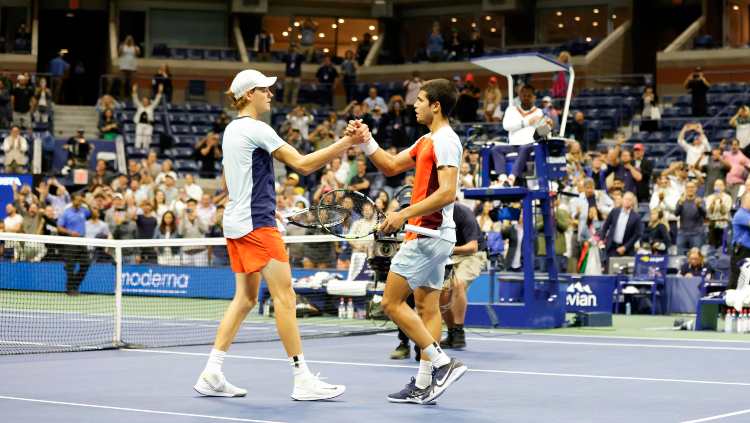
0, 174, 34, 219
564, 276, 616, 313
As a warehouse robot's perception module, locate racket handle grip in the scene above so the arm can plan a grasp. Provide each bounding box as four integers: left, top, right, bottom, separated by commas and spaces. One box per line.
404, 224, 442, 239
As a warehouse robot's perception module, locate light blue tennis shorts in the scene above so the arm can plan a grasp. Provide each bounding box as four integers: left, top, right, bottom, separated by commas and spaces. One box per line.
390, 237, 455, 290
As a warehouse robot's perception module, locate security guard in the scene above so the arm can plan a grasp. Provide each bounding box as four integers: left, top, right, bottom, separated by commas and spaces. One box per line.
730, 193, 750, 289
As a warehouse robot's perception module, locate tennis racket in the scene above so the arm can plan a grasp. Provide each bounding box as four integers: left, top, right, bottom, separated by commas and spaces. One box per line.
316, 189, 441, 239
283, 204, 350, 229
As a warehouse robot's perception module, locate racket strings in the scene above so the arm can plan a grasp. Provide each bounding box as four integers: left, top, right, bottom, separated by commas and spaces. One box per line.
318, 190, 381, 238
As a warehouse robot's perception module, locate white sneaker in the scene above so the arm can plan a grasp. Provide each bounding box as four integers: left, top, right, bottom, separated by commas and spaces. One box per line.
193, 371, 247, 397
291, 373, 346, 401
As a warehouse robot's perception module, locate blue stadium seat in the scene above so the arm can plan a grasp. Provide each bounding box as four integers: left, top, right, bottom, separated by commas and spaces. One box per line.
192, 125, 212, 136
220, 50, 239, 61
172, 147, 195, 159
188, 49, 205, 60
171, 125, 191, 135
171, 48, 188, 60
647, 131, 665, 143
170, 113, 190, 124
174, 160, 199, 172
205, 49, 221, 61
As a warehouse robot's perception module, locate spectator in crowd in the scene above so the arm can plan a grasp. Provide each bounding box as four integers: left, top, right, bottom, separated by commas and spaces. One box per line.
356, 33, 373, 65
650, 171, 680, 242
675, 181, 706, 254
349, 159, 370, 195
152, 64, 172, 103
299, 17, 318, 62
684, 67, 710, 117
142, 150, 161, 178
341, 50, 358, 103
705, 179, 732, 249
680, 248, 706, 277
539, 96, 559, 129
702, 146, 730, 196
118, 35, 140, 99
551, 51, 571, 99
196, 193, 217, 227
600, 191, 642, 259
253, 28, 274, 62
315, 55, 338, 107
14, 23, 30, 51
95, 94, 122, 116
85, 207, 110, 239
98, 108, 120, 139
363, 87, 387, 113
721, 138, 750, 200
3, 203, 24, 262
283, 44, 303, 106
341, 100, 374, 131
609, 148, 642, 195
40, 179, 70, 218
641, 86, 660, 128
535, 194, 570, 273
286, 105, 314, 139
403, 71, 423, 125
426, 22, 444, 62
48, 49, 70, 103
631, 144, 653, 202
32, 77, 52, 124
284, 127, 307, 154
154, 210, 180, 265
11, 74, 34, 128
730, 105, 750, 156
213, 111, 231, 134
106, 193, 137, 240
639, 208, 671, 255
0, 79, 11, 128
447, 28, 463, 61
159, 172, 179, 204
208, 205, 228, 265
183, 173, 203, 201
678, 122, 711, 170
135, 200, 159, 263
467, 29, 484, 58
179, 198, 208, 265
384, 96, 409, 149
132, 83, 163, 150
454, 73, 480, 123
152, 189, 169, 222
64, 129, 93, 169
2, 125, 28, 173
195, 132, 222, 178
568, 111, 589, 151
309, 120, 336, 150
57, 194, 91, 295
482, 76, 502, 122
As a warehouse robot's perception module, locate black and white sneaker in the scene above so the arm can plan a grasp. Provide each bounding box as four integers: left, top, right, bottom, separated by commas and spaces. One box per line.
422, 358, 467, 403
386, 377, 434, 405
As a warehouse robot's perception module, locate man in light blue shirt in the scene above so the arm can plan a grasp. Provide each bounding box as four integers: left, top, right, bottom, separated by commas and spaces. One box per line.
730, 193, 750, 289
58, 193, 91, 295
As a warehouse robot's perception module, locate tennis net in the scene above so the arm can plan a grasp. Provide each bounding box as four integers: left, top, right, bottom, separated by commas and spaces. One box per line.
0, 232, 395, 354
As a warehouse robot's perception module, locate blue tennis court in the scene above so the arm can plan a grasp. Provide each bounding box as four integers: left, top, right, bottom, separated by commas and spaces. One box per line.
3, 330, 750, 423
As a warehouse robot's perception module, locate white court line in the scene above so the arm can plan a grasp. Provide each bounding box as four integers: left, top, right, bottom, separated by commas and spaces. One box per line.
469, 331, 750, 344
0, 395, 285, 423
681, 408, 750, 422
122, 349, 750, 387
462, 337, 750, 352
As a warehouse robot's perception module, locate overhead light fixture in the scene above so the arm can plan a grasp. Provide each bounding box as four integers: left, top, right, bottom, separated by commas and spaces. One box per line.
612, 14, 617, 19
733, 4, 740, 10
318, 33, 325, 38
372, 35, 379, 40
556, 11, 562, 17
287, 26, 292, 31
592, 21, 599, 27
368, 25, 375, 31
293, 21, 300, 27
351, 36, 358, 42
574, 16, 581, 22
593, 8, 599, 14
471, 22, 477, 28
485, 15, 492, 21
331, 23, 337, 29
323, 48, 330, 53
282, 31, 289, 37
490, 27, 497, 33
558, 23, 564, 28
586, 37, 592, 42
451, 17, 457, 23
338, 18, 345, 24
297, 35, 302, 39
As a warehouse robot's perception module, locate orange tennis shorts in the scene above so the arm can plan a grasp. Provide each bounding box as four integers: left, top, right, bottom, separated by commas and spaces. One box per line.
226, 227, 288, 274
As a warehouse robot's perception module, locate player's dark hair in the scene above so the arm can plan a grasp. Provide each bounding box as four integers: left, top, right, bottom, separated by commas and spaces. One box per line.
521, 84, 536, 93
421, 79, 458, 117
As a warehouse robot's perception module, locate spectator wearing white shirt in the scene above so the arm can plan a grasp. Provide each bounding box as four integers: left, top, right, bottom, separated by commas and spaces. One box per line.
286, 105, 313, 140
2, 125, 28, 173
183, 173, 203, 201
196, 193, 217, 227
650, 171, 682, 247
131, 83, 163, 150
677, 122, 711, 170
363, 87, 387, 113
705, 179, 732, 249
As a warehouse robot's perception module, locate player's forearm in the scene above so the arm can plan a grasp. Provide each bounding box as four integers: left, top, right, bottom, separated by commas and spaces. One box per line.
400, 185, 456, 221
297, 137, 353, 175
366, 147, 399, 176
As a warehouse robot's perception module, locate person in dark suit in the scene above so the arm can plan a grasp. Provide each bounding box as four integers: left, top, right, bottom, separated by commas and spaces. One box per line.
601, 192, 642, 258
632, 144, 654, 203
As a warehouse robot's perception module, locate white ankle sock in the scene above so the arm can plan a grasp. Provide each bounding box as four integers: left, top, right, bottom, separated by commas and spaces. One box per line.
424, 342, 450, 367
204, 348, 225, 374
415, 360, 433, 389
290, 354, 311, 378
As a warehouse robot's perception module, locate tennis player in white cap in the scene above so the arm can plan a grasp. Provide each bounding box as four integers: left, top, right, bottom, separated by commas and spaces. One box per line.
193, 69, 367, 401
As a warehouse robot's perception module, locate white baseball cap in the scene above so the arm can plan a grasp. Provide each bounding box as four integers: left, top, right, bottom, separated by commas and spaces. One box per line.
229, 69, 277, 100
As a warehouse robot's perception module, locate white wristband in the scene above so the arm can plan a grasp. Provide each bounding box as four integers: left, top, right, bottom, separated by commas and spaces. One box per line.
359, 136, 379, 156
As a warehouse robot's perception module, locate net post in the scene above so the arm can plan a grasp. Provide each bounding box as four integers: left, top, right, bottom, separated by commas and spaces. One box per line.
114, 246, 123, 347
